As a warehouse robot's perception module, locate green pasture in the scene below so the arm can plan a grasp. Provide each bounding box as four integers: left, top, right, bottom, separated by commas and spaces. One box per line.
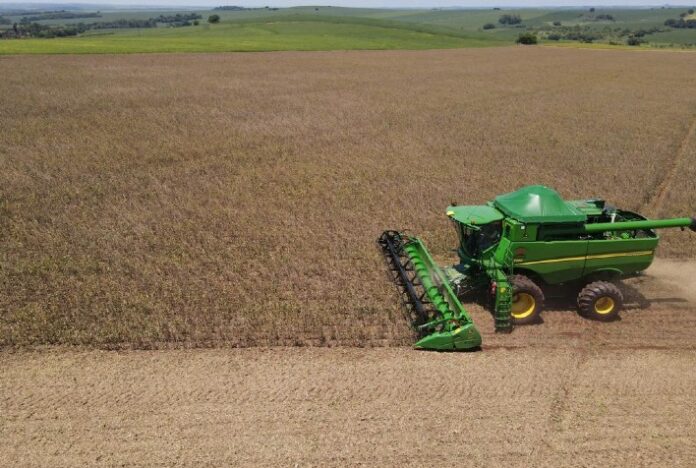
0, 19, 500, 54
0, 6, 693, 55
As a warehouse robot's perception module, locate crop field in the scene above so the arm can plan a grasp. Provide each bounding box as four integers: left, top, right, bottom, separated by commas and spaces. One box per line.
2, 46, 696, 466
1, 47, 695, 348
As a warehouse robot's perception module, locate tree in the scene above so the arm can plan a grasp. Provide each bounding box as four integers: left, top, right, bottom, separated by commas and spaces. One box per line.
499, 14, 522, 25
589, 7, 595, 12
516, 32, 538, 44
482, 23, 496, 30
627, 36, 643, 46
595, 14, 614, 21
553, 21, 561, 26
665, 17, 696, 28
208, 14, 220, 24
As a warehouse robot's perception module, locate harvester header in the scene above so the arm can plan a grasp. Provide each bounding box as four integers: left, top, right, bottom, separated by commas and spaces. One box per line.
378, 231, 481, 350
378, 185, 694, 351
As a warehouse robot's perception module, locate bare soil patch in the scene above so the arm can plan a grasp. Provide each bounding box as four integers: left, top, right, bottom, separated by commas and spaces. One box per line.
2, 343, 696, 467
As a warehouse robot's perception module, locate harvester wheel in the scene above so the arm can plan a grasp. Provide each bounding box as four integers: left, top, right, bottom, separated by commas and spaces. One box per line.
510, 275, 544, 325
577, 281, 623, 321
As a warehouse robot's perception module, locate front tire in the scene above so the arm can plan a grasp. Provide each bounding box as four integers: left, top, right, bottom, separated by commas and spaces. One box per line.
578, 281, 623, 321
510, 275, 544, 325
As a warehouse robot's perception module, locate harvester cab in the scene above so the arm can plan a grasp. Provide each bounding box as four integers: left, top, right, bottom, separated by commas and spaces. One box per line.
378, 185, 696, 351
447, 205, 503, 259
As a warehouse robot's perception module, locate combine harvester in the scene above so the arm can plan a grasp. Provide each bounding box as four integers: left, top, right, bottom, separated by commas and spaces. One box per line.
378, 185, 696, 350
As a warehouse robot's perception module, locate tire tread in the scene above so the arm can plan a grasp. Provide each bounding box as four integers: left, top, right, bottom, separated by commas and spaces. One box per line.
510, 274, 545, 325
578, 280, 623, 321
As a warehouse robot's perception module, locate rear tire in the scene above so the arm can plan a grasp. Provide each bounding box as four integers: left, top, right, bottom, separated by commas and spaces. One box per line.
578, 281, 623, 321
510, 275, 544, 325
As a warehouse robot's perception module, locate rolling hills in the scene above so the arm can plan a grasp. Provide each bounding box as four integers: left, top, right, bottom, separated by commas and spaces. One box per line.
0, 6, 694, 54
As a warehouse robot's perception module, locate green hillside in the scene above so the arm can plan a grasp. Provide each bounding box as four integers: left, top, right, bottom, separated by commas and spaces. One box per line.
0, 19, 500, 54
0, 6, 693, 55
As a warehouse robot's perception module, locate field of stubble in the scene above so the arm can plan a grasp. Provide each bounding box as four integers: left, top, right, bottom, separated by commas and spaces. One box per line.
1, 47, 695, 348
3, 265, 696, 467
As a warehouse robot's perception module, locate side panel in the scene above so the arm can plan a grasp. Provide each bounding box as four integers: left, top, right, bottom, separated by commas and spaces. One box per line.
511, 240, 589, 284
583, 237, 658, 277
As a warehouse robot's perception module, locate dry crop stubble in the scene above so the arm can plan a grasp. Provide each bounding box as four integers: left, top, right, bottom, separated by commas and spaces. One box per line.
0, 47, 695, 347
651, 116, 696, 257
2, 347, 696, 466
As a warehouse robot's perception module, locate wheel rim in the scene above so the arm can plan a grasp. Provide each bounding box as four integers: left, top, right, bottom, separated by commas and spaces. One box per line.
594, 296, 615, 315
512, 293, 536, 319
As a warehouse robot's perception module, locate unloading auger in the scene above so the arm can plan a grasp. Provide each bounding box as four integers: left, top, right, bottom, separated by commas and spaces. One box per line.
378, 185, 696, 351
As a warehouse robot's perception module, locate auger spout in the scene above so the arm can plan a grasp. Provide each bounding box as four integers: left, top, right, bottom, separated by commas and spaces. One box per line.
583, 217, 696, 233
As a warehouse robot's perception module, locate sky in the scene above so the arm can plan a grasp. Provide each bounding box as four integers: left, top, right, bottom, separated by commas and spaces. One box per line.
7, 0, 688, 8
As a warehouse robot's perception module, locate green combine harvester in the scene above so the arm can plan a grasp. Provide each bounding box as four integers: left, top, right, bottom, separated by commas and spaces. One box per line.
378, 185, 696, 351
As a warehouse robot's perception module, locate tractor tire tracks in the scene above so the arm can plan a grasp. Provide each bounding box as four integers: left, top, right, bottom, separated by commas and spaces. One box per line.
646, 114, 696, 215
3, 346, 696, 467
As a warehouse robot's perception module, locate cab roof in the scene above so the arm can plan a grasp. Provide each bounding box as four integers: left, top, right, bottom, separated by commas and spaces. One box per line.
446, 205, 504, 225
493, 185, 587, 223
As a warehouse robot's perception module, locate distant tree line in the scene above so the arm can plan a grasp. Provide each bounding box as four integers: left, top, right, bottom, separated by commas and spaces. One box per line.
545, 31, 599, 43
92, 19, 158, 29
0, 12, 205, 39
623, 27, 663, 38
664, 10, 696, 29
1, 21, 144, 39
0, 9, 84, 16
20, 11, 101, 22
544, 25, 664, 44
151, 13, 202, 24
593, 14, 615, 21
579, 11, 616, 22
213, 5, 247, 10
213, 5, 278, 10
487, 8, 694, 47
664, 18, 696, 28
1, 21, 91, 38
